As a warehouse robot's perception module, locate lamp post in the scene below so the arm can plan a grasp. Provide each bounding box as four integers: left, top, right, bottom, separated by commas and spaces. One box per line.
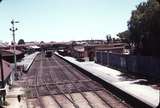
10, 19, 19, 80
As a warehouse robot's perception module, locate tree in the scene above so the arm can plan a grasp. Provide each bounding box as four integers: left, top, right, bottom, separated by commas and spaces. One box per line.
117, 30, 130, 41
106, 34, 112, 43
128, 0, 160, 56
18, 39, 25, 45
40, 41, 44, 44
117, 30, 131, 46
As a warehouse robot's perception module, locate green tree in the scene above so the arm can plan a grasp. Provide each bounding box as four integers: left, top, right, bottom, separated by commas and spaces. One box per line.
18, 39, 25, 45
106, 34, 112, 43
117, 30, 130, 42
128, 0, 160, 56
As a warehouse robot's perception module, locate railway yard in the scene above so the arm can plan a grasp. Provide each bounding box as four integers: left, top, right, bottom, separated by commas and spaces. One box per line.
17, 53, 131, 108
1, 0, 160, 107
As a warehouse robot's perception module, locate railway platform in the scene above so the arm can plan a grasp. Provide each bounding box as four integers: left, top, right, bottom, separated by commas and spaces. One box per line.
1, 52, 40, 108
4, 87, 27, 108
17, 52, 40, 72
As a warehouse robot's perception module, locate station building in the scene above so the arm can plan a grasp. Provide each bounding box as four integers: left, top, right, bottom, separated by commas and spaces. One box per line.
0, 60, 13, 104
1, 49, 24, 63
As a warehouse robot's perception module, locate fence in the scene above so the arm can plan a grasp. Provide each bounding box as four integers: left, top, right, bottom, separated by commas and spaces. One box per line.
95, 51, 160, 80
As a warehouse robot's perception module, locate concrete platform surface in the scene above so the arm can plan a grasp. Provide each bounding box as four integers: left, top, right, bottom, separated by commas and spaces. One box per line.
3, 87, 27, 108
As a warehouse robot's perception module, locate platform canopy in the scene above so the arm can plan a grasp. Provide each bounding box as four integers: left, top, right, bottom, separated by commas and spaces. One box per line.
1, 49, 22, 57
28, 45, 40, 49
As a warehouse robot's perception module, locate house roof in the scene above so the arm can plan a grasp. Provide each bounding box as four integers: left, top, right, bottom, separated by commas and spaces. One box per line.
0, 60, 12, 81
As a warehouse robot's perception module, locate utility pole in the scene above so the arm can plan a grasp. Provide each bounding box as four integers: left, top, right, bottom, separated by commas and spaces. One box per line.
0, 51, 5, 104
10, 19, 19, 80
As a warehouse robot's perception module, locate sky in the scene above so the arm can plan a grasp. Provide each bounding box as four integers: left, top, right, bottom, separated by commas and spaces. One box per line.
0, 0, 146, 43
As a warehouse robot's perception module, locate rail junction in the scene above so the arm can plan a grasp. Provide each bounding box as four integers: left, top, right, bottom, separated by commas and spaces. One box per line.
20, 52, 132, 108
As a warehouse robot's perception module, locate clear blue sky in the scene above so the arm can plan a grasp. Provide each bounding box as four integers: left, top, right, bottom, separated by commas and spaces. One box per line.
0, 0, 146, 43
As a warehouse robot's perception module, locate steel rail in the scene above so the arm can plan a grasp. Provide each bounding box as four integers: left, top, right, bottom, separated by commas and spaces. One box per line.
39, 55, 63, 108
41, 79, 63, 108
55, 57, 115, 108
54, 56, 90, 80
52, 55, 94, 108
33, 53, 45, 108
47, 57, 79, 108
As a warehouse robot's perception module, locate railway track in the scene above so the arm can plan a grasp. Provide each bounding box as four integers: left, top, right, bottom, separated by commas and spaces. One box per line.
52, 55, 130, 108
20, 53, 131, 108
53, 56, 110, 107
50, 56, 94, 108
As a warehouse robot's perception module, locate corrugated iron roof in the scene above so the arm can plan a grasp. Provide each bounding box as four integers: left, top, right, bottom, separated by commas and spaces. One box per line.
1, 49, 22, 56
74, 46, 85, 52
96, 46, 125, 50
0, 60, 12, 81
0, 42, 8, 48
28, 45, 40, 49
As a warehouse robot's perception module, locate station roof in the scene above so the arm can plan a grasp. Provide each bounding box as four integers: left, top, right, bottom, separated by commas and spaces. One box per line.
28, 45, 40, 49
0, 60, 12, 81
1, 49, 22, 57
73, 46, 85, 52
0, 42, 9, 48
96, 46, 125, 50
84, 43, 126, 47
